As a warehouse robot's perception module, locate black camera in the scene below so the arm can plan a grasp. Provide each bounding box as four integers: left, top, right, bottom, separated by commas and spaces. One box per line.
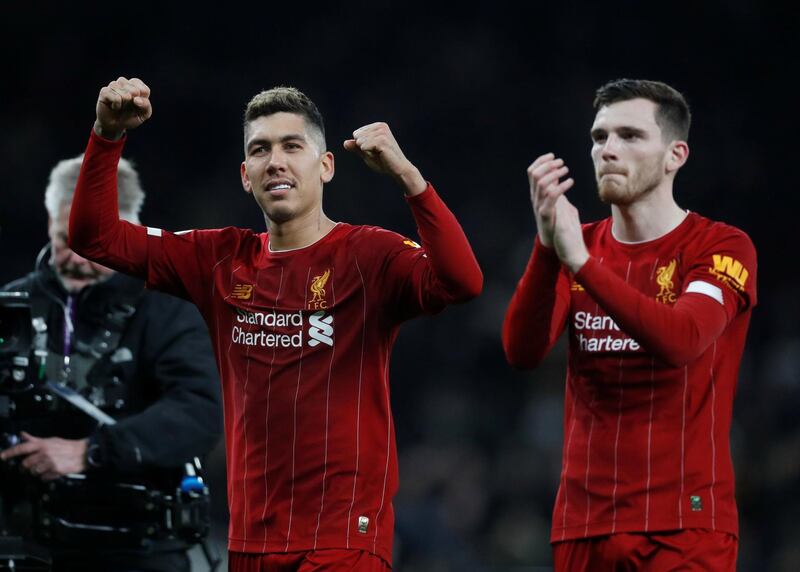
1, 292, 217, 570
0, 292, 36, 456
0, 292, 34, 388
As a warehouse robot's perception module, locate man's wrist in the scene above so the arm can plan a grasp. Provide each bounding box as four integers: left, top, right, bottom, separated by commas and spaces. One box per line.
395, 165, 427, 197
93, 120, 124, 142
566, 252, 590, 274
537, 232, 554, 249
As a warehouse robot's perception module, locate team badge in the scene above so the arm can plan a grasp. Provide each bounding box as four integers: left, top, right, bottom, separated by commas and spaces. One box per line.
308, 269, 331, 310
655, 259, 677, 304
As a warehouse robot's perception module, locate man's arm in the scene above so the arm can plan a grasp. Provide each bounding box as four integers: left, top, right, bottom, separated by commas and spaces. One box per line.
68, 77, 153, 277
551, 195, 755, 368
501, 153, 575, 369
572, 258, 730, 367
345, 123, 483, 311
502, 238, 571, 369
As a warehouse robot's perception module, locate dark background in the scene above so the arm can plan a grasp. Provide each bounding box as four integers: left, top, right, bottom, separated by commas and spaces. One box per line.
1, 2, 796, 570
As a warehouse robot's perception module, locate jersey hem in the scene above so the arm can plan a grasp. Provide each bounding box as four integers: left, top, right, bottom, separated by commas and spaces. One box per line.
550, 515, 738, 543
227, 535, 392, 566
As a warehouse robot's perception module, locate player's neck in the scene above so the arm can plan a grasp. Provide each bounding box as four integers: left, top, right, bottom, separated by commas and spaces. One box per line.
610, 188, 687, 244
266, 208, 337, 252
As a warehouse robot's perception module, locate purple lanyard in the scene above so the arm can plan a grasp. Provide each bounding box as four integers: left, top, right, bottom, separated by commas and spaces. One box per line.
63, 294, 76, 356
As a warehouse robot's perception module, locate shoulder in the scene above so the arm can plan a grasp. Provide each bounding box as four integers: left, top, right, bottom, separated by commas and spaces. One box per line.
163, 226, 266, 266
581, 217, 612, 242
682, 213, 757, 300
685, 213, 756, 257
169, 225, 259, 247
345, 224, 420, 250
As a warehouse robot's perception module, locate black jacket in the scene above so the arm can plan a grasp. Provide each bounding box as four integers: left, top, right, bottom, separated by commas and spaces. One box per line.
2, 266, 222, 477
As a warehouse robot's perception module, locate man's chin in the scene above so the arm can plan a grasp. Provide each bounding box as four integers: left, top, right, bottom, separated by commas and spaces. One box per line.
598, 183, 621, 204
263, 205, 295, 225
597, 182, 636, 206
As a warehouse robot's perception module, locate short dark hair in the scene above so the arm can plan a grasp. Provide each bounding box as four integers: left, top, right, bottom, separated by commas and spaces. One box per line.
594, 79, 691, 142
243, 86, 327, 151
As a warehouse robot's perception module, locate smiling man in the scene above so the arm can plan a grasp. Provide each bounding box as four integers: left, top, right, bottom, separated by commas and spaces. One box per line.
503, 79, 756, 571
68, 77, 483, 571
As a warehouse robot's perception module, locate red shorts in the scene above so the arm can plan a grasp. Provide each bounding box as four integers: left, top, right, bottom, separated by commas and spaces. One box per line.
228, 549, 391, 572
552, 529, 737, 572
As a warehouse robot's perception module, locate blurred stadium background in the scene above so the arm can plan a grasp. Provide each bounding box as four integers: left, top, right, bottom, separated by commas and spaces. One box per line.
1, 2, 795, 570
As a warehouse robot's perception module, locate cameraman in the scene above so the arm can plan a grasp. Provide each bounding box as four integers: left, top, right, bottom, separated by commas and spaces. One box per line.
0, 155, 222, 571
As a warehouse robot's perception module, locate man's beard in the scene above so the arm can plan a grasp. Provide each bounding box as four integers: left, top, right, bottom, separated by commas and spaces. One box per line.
596, 160, 662, 206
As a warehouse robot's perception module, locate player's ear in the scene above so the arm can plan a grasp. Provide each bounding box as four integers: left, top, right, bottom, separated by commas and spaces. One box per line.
320, 151, 334, 184
240, 161, 253, 194
666, 140, 689, 174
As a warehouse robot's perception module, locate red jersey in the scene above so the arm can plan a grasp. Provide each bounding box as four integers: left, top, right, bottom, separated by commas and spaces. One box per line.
69, 131, 483, 563
503, 213, 756, 543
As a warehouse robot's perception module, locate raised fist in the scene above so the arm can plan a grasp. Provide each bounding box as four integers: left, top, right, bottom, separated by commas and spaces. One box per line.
94, 77, 153, 140
344, 122, 427, 196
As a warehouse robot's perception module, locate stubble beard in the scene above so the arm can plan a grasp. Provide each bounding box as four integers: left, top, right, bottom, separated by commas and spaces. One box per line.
596, 158, 663, 206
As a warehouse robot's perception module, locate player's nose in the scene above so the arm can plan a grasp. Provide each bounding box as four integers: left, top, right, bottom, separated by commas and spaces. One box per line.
266, 149, 287, 173
600, 134, 620, 159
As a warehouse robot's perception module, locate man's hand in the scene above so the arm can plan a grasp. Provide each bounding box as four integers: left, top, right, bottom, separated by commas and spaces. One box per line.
527, 153, 574, 247
552, 196, 589, 273
344, 122, 427, 196
0, 432, 88, 481
94, 77, 153, 141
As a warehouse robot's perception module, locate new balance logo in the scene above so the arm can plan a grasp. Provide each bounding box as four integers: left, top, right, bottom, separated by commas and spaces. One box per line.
231, 284, 253, 300
308, 311, 334, 347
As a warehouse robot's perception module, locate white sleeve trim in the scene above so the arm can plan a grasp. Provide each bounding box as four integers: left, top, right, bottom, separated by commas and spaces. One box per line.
686, 280, 724, 305
146, 227, 163, 237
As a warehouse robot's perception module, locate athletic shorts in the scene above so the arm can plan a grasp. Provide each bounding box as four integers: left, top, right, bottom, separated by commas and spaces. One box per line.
229, 549, 391, 572
552, 529, 737, 571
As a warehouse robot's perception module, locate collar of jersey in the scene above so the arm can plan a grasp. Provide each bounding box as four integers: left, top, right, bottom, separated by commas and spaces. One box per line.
266, 222, 343, 254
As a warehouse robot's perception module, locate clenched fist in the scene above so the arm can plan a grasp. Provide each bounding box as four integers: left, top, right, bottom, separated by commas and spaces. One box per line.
344, 122, 427, 196
94, 76, 153, 141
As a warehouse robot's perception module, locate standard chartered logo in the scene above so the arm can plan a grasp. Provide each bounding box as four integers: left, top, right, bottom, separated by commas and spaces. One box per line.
231, 308, 334, 349
308, 311, 334, 347
573, 311, 641, 352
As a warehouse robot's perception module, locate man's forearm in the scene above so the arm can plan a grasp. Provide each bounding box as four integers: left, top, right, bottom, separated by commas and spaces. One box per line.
406, 184, 483, 302
69, 130, 149, 278
576, 257, 728, 367
503, 239, 569, 369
